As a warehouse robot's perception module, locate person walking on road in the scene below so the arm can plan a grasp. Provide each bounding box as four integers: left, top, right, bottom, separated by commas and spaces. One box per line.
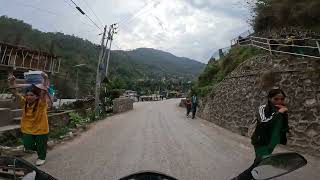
191, 94, 198, 119
8, 73, 50, 166
232, 88, 290, 180
185, 97, 192, 117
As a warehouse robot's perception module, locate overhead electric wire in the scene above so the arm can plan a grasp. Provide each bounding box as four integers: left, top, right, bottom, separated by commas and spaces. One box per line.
68, 0, 103, 31
69, 0, 78, 6
112, 41, 123, 50
117, 2, 152, 25
84, 14, 103, 31
119, 21, 166, 45
118, 5, 154, 27
118, 1, 160, 27
80, 0, 104, 26
8, 0, 101, 35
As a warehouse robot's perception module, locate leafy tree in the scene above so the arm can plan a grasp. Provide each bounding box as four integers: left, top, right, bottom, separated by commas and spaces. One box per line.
248, 0, 320, 32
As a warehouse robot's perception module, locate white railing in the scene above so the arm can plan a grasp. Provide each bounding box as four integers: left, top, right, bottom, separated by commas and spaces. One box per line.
211, 47, 232, 61
210, 32, 320, 63
236, 36, 320, 59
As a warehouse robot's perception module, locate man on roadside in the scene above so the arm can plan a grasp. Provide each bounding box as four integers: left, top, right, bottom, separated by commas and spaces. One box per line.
191, 94, 198, 119
185, 97, 192, 117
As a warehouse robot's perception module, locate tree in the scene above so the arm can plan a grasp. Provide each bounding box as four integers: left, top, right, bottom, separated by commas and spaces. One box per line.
249, 0, 320, 32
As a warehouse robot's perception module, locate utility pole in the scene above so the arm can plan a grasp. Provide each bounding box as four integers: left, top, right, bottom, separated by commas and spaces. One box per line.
105, 23, 118, 78
95, 25, 107, 116
76, 69, 79, 99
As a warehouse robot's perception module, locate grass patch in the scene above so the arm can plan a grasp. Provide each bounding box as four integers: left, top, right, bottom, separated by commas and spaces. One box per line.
193, 46, 265, 97
48, 111, 108, 140
0, 138, 22, 147
49, 126, 70, 139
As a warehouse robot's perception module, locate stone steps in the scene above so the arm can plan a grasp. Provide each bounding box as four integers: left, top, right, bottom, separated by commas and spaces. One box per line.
0, 99, 20, 109
0, 100, 12, 108
0, 108, 11, 126
0, 124, 20, 132
0, 108, 22, 126
10, 109, 22, 119
0, 124, 21, 148
13, 117, 21, 124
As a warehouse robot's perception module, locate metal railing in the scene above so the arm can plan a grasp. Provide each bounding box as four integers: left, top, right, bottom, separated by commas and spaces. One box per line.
211, 47, 232, 61
210, 30, 320, 62
210, 30, 253, 61
231, 30, 253, 46
237, 36, 320, 59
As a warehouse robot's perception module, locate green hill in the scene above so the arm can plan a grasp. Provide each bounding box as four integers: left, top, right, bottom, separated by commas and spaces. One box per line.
0, 16, 205, 98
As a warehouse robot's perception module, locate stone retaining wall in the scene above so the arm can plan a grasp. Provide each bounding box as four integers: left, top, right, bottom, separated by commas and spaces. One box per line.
48, 110, 74, 129
198, 55, 320, 156
113, 98, 134, 114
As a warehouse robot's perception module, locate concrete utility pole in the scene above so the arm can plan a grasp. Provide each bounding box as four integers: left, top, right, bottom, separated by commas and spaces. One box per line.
95, 25, 107, 116
94, 23, 118, 117
104, 23, 118, 78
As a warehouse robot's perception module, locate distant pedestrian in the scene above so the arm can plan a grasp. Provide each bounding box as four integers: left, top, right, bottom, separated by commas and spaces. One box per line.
185, 97, 192, 117
285, 34, 295, 53
8, 73, 50, 166
191, 94, 198, 119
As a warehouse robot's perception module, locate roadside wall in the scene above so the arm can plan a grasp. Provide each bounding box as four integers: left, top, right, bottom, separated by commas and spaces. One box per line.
113, 98, 134, 114
198, 55, 320, 156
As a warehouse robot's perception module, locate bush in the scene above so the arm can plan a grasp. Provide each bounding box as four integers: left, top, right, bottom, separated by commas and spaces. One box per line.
68, 112, 90, 127
194, 46, 265, 97
250, 0, 320, 32
197, 62, 220, 87
49, 127, 69, 139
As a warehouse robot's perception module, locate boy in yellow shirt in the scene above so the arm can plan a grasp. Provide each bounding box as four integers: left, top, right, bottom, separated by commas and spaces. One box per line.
8, 73, 49, 166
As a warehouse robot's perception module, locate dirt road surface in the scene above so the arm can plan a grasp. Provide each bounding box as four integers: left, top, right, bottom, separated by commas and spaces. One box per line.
32, 99, 319, 180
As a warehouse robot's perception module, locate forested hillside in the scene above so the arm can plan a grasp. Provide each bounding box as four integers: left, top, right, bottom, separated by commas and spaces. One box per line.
0, 16, 204, 98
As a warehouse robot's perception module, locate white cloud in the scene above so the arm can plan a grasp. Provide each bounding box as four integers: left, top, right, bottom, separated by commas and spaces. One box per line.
0, 0, 251, 63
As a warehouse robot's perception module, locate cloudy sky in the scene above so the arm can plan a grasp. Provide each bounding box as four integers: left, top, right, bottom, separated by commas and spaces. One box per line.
0, 0, 251, 63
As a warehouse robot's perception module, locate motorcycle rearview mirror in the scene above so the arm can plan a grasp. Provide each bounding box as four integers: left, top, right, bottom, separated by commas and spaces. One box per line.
251, 152, 307, 180
119, 171, 178, 180
0, 156, 56, 180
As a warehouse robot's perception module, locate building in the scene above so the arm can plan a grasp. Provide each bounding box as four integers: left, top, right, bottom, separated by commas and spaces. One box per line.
0, 41, 61, 90
0, 41, 61, 73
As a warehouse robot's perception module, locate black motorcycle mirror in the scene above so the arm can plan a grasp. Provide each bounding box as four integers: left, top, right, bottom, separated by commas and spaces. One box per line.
251, 152, 307, 180
0, 156, 56, 180
119, 170, 178, 180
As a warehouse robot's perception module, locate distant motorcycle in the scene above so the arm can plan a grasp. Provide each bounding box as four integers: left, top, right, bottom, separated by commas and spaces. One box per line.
0, 152, 307, 180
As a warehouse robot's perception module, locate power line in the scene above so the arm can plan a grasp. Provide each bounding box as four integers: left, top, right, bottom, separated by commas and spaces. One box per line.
85, 14, 103, 31
9, 0, 101, 34
118, 1, 160, 26
67, 0, 103, 31
117, 2, 152, 25
112, 41, 122, 50
61, 0, 99, 30
119, 22, 166, 45
63, 0, 74, 8
69, 0, 78, 6
80, 0, 104, 26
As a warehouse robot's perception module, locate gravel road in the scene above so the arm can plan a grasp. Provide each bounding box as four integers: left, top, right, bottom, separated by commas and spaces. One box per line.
32, 99, 319, 180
